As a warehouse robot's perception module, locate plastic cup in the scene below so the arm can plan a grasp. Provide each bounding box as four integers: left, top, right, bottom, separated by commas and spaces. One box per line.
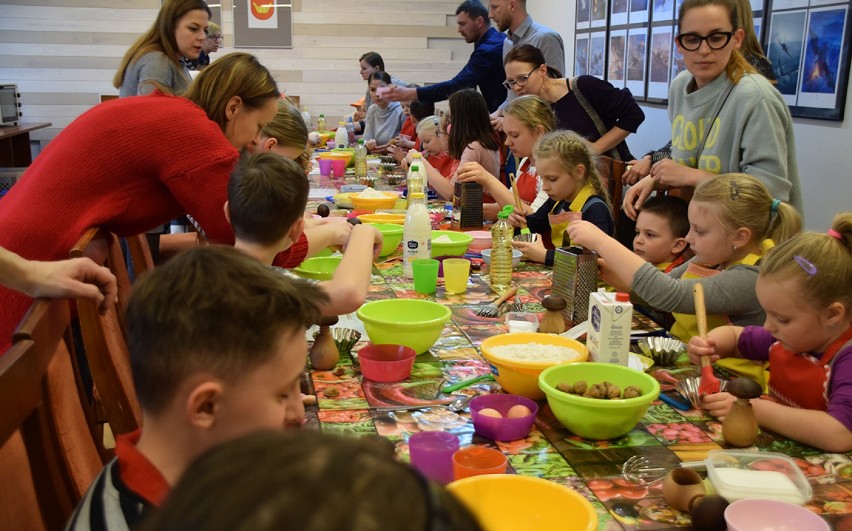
319, 158, 333, 176
412, 259, 439, 294
452, 446, 508, 480
409, 431, 460, 485
443, 258, 471, 294
331, 159, 346, 177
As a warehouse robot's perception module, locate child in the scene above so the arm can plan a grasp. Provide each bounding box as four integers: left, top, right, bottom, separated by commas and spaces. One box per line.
688, 213, 852, 452
634, 195, 689, 272
567, 173, 801, 384
363, 71, 406, 153
415, 89, 501, 202
511, 130, 613, 266
139, 431, 483, 530
389, 100, 435, 161
408, 115, 455, 179
67, 245, 329, 529
226, 153, 381, 316
253, 99, 312, 172
456, 95, 556, 220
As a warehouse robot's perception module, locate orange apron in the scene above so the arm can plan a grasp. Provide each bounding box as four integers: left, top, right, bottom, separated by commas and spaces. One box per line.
768, 326, 852, 410
547, 184, 594, 248
670, 240, 774, 388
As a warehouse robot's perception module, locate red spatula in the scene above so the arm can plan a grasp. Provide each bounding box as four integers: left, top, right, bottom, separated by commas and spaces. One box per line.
694, 283, 721, 396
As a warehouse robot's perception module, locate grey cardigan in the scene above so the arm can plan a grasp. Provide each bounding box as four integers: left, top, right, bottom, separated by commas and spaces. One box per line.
119, 51, 191, 97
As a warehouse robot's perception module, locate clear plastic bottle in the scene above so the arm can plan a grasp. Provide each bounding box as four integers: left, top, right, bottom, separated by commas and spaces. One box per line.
301, 107, 312, 130
317, 114, 326, 132
490, 205, 514, 289
354, 139, 367, 179
403, 192, 432, 279
407, 163, 423, 200
346, 117, 356, 144
409, 152, 428, 196
335, 121, 349, 149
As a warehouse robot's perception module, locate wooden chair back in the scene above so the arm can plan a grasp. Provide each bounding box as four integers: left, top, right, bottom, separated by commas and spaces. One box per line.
597, 155, 627, 227
3, 298, 104, 529
70, 228, 142, 435
125, 232, 155, 278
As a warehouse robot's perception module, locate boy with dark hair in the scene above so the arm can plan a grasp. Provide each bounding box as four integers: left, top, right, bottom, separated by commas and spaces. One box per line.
633, 195, 689, 273
226, 153, 381, 316
68, 245, 329, 530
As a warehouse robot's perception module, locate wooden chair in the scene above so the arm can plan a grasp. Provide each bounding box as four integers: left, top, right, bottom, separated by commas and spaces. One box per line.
3, 299, 104, 529
70, 228, 142, 436
125, 232, 155, 278
598, 155, 627, 227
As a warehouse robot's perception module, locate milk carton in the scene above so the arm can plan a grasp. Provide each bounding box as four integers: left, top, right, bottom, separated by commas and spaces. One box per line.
586, 291, 633, 365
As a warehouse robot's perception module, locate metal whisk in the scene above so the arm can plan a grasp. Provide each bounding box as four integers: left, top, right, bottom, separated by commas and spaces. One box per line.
621, 455, 706, 485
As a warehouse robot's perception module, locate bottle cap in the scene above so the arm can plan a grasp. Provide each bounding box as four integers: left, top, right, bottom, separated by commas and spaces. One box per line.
502, 205, 515, 215
339, 121, 346, 126
497, 211, 508, 220
615, 292, 630, 302
358, 138, 364, 144
411, 164, 419, 171
319, 113, 324, 117
411, 152, 422, 158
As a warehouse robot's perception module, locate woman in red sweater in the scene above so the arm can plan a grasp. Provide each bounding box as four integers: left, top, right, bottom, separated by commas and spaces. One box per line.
0, 52, 306, 348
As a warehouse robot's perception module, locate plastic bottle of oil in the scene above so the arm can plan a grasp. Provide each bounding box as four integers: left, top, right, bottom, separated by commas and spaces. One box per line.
317, 113, 326, 132
354, 139, 367, 179
489, 205, 514, 289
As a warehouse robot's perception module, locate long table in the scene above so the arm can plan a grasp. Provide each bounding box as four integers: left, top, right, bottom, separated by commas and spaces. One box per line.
303, 172, 852, 530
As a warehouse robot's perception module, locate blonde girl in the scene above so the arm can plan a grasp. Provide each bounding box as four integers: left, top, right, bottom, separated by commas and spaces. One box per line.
688, 213, 852, 452
457, 95, 556, 220
413, 115, 455, 179
512, 131, 612, 265
568, 173, 801, 384
253, 99, 312, 173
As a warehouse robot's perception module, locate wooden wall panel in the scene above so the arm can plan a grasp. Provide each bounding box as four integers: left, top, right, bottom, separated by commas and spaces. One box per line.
0, 0, 476, 147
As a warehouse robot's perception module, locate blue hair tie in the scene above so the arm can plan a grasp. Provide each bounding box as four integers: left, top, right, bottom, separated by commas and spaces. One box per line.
770, 198, 781, 214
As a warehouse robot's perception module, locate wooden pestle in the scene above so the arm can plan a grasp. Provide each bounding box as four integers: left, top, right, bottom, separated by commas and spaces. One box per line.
540, 295, 568, 334
309, 316, 340, 370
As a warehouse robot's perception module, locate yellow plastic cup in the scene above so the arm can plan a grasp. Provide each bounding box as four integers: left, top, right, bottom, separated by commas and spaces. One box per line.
443, 258, 470, 294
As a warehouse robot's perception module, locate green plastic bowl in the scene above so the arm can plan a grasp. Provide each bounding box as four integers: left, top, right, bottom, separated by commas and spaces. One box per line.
368, 223, 404, 257
538, 362, 660, 440
356, 299, 452, 354
430, 230, 473, 257
292, 256, 342, 281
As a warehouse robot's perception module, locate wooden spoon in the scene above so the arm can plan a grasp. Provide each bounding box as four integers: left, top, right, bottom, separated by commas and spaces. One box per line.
694, 283, 721, 396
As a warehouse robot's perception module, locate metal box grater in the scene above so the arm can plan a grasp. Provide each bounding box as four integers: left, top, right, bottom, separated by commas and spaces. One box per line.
450, 181, 483, 231
552, 246, 598, 325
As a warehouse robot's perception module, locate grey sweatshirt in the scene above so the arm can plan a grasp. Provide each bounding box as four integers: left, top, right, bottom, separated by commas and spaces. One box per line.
668, 71, 803, 215
362, 102, 405, 146
119, 51, 191, 97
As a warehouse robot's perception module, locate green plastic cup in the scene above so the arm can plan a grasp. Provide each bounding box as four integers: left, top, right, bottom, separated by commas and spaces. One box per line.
412, 258, 439, 294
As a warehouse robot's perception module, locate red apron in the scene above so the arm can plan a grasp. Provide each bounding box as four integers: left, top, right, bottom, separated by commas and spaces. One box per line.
768, 326, 852, 410
514, 158, 538, 205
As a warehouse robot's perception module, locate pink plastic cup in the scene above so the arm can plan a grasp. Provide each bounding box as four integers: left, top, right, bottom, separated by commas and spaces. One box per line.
331, 159, 346, 177
408, 431, 460, 485
319, 158, 333, 176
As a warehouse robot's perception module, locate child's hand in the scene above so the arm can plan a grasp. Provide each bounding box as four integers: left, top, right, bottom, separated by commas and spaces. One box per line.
456, 162, 493, 186
365, 139, 378, 152
507, 211, 527, 228
366, 225, 384, 260
687, 335, 720, 365
328, 221, 354, 249
405, 149, 422, 165
701, 392, 737, 419
623, 156, 651, 185
512, 237, 546, 263
387, 144, 406, 162
565, 220, 606, 250
597, 258, 631, 292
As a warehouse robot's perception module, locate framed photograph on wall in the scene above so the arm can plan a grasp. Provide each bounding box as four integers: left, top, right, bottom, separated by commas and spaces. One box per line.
578, 0, 592, 30
233, 0, 293, 48
647, 26, 673, 100
764, 0, 852, 120
626, 27, 648, 98
630, 0, 650, 23
652, 0, 676, 22
589, 31, 608, 78
608, 29, 628, 86
592, 0, 610, 28
576, 33, 591, 75
612, 0, 630, 25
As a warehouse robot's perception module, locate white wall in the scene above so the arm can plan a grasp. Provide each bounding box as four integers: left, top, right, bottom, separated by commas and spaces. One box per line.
532, 0, 851, 230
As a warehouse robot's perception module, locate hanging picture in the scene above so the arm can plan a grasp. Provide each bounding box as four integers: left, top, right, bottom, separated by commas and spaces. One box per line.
764, 0, 851, 119
612, 0, 630, 26
589, 31, 608, 78
578, 0, 592, 30
652, 0, 676, 22
592, 0, 610, 28
648, 26, 673, 100
608, 29, 628, 86
626, 27, 648, 97
576, 33, 591, 75
630, 0, 650, 23
233, 0, 293, 48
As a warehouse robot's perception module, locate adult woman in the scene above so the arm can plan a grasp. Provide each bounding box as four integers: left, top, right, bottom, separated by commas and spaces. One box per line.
192, 21, 222, 70
500, 44, 645, 161
0, 53, 301, 348
114, 0, 210, 96
358, 52, 407, 110
622, 0, 802, 219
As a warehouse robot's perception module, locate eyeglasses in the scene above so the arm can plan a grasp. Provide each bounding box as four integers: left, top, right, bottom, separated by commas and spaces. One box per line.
502, 66, 539, 90
676, 31, 733, 51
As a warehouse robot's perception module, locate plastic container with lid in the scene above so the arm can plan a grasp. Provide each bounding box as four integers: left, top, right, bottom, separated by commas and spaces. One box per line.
705, 449, 812, 505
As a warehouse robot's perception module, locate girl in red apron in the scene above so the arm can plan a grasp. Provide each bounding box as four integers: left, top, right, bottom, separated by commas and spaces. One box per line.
512, 131, 614, 266
567, 174, 802, 383
455, 95, 556, 220
689, 212, 852, 452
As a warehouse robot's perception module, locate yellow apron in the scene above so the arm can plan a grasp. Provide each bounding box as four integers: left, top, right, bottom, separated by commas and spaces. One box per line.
670, 240, 774, 389
547, 184, 594, 248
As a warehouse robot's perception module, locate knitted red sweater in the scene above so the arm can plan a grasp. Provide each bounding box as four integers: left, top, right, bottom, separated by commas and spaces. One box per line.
0, 93, 308, 348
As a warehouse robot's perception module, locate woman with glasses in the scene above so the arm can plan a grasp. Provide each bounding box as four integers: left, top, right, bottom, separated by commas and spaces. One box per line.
192, 21, 222, 70
623, 0, 802, 220
500, 44, 645, 162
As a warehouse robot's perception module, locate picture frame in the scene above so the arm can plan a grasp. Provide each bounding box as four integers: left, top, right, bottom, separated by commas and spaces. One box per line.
233, 0, 293, 48
578, 0, 592, 30
647, 25, 674, 100
575, 33, 591, 76
592, 0, 610, 28
626, 26, 649, 98
589, 31, 608, 78
608, 29, 628, 86
764, 0, 852, 120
